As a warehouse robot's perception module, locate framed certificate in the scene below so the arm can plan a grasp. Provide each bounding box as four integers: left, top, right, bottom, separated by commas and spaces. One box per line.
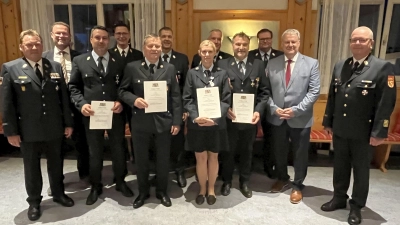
89, 101, 114, 129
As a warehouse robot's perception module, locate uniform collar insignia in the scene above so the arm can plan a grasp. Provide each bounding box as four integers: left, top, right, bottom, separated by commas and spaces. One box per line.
249, 62, 252, 66
349, 60, 352, 65
217, 67, 221, 71
231, 62, 235, 66
272, 52, 275, 56
141, 62, 145, 66
114, 48, 117, 52
173, 55, 176, 59
22, 64, 28, 68
255, 53, 259, 56
87, 56, 91, 60
44, 64, 49, 68
364, 61, 368, 66
130, 49, 132, 53
160, 65, 163, 68
219, 55, 222, 59
112, 58, 115, 62
195, 67, 199, 71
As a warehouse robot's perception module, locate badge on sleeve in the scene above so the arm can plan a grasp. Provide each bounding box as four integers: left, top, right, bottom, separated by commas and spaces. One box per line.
383, 120, 389, 128
0, 77, 2, 85
388, 75, 395, 88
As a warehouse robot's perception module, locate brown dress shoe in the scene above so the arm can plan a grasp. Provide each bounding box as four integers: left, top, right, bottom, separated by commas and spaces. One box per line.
290, 189, 303, 204
270, 180, 289, 193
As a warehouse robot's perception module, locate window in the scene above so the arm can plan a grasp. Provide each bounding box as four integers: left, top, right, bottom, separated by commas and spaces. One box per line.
53, 1, 135, 53
359, 0, 385, 56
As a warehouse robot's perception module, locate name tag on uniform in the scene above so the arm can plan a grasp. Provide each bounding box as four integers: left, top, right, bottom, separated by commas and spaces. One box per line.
18, 76, 28, 79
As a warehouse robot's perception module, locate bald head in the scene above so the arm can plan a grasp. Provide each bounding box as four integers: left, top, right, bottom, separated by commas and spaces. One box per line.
350, 26, 374, 60
351, 26, 373, 40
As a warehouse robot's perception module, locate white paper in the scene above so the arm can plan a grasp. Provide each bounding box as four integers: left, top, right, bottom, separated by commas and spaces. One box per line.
232, 93, 254, 123
144, 81, 168, 113
196, 87, 221, 118
89, 101, 114, 129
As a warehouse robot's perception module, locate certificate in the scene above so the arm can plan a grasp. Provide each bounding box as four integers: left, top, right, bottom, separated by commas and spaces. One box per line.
232, 93, 254, 123
89, 101, 114, 129
196, 87, 221, 118
144, 81, 167, 113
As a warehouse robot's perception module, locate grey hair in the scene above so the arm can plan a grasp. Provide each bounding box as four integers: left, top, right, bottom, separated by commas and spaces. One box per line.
353, 26, 374, 40
281, 29, 301, 40
142, 33, 160, 47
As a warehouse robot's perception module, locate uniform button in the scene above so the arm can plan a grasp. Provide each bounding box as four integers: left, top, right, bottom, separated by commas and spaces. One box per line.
369, 120, 372, 122
43, 104, 45, 106
100, 77, 102, 79
242, 82, 243, 85
347, 84, 351, 87
344, 104, 347, 107
345, 94, 348, 97
241, 89, 243, 92
103, 92, 105, 94
43, 112, 46, 115
343, 113, 346, 116
42, 95, 44, 98
102, 84, 104, 86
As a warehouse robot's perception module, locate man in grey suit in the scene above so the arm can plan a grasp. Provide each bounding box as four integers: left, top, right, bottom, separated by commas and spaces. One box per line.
266, 29, 320, 204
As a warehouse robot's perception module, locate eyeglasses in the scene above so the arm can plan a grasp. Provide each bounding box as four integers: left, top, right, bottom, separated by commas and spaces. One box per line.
259, 38, 272, 42
53, 32, 69, 37
115, 32, 129, 36
350, 38, 370, 44
22, 43, 42, 48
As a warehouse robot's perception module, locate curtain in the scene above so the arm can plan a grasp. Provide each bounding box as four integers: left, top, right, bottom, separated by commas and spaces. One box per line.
133, 0, 164, 49
318, 0, 360, 94
20, 0, 55, 51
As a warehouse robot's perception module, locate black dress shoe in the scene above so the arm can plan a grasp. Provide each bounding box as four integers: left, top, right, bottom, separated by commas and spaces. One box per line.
156, 192, 172, 207
348, 208, 362, 225
221, 183, 231, 196
27, 206, 41, 221
86, 189, 103, 205
176, 171, 187, 188
195, 195, 205, 205
53, 195, 74, 207
206, 195, 216, 205
240, 184, 252, 198
116, 182, 134, 197
321, 198, 347, 212
133, 194, 150, 209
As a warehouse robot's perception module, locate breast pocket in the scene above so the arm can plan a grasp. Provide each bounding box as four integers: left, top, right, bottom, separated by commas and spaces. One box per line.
13, 79, 32, 92
83, 73, 95, 88
356, 82, 376, 97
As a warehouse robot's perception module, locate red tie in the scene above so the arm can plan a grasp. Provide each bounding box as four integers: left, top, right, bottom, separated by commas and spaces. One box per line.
285, 59, 292, 87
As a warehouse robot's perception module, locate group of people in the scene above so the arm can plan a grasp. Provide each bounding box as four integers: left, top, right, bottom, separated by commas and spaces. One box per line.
0, 21, 396, 225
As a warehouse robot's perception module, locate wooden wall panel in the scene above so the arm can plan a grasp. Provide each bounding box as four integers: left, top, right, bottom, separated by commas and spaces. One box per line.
0, 0, 22, 68
165, 11, 171, 28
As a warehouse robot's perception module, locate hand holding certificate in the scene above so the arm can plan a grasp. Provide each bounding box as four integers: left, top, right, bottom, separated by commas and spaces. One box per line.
144, 81, 167, 113
232, 93, 254, 123
90, 101, 114, 129
196, 87, 221, 118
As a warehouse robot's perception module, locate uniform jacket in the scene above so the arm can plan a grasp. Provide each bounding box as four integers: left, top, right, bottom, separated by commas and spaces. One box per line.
266, 53, 320, 128
163, 50, 189, 92
1, 58, 73, 142
42, 48, 81, 61
69, 51, 125, 111
323, 55, 397, 139
118, 59, 182, 133
109, 46, 143, 65
218, 57, 270, 130
248, 48, 284, 66
183, 65, 231, 130
191, 51, 232, 69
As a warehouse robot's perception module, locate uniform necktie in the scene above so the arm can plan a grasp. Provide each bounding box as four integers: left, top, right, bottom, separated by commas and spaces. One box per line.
163, 54, 169, 62
264, 53, 269, 62
121, 50, 126, 58
59, 51, 68, 82
98, 56, 105, 76
204, 69, 211, 77
285, 59, 292, 87
35, 63, 43, 82
351, 61, 360, 74
238, 61, 245, 75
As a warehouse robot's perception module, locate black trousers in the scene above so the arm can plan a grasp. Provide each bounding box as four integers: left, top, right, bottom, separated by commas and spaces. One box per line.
261, 119, 274, 172
132, 130, 171, 195
20, 138, 64, 207
170, 125, 191, 173
83, 114, 126, 190
71, 109, 89, 179
271, 121, 310, 190
332, 134, 373, 208
221, 125, 256, 184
